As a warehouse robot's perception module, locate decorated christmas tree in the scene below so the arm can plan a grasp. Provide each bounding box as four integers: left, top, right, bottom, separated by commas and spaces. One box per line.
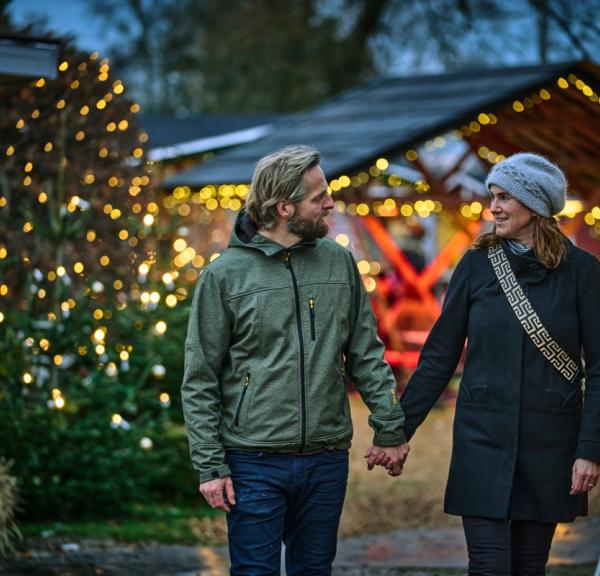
0, 42, 190, 519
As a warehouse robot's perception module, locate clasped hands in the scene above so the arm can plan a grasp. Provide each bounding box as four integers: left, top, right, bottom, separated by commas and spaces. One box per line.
365, 443, 410, 476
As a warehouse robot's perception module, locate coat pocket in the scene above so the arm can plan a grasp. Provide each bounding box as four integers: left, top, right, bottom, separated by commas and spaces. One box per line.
459, 381, 489, 405
309, 296, 316, 341
543, 386, 582, 411
234, 371, 251, 427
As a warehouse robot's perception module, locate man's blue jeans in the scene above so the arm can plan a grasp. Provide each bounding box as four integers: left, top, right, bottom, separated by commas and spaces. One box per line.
225, 449, 349, 575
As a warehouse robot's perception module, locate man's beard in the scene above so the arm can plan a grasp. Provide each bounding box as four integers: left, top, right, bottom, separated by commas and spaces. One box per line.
287, 211, 329, 241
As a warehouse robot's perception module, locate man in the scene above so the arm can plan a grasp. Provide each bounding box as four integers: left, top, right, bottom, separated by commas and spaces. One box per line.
182, 145, 409, 575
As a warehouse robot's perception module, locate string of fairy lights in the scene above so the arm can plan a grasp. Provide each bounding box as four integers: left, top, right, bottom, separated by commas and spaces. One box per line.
161, 72, 600, 287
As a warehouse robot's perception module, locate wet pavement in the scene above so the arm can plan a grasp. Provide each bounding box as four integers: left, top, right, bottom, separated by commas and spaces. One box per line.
3, 516, 599, 575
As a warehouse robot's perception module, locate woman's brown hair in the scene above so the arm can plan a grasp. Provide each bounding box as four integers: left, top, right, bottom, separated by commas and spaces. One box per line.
473, 216, 568, 269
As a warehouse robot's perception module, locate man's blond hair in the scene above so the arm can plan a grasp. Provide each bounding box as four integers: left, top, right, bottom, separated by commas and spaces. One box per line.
246, 145, 320, 229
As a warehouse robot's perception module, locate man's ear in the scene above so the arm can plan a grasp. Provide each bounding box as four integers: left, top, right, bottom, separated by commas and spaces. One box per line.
276, 200, 293, 219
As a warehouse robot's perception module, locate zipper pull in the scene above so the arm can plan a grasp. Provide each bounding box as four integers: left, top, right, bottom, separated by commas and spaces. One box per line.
244, 372, 250, 387
309, 297, 315, 314
284, 250, 291, 268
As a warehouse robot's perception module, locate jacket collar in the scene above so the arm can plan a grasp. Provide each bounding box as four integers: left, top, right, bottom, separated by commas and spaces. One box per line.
229, 210, 316, 257
499, 239, 548, 284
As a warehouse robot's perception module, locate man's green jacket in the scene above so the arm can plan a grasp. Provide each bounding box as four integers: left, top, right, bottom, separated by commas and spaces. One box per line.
181, 211, 406, 483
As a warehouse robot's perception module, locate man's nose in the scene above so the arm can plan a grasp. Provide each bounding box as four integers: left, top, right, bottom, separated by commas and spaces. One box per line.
323, 194, 334, 209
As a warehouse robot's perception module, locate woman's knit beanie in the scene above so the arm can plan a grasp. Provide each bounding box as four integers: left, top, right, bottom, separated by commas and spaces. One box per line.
485, 152, 567, 216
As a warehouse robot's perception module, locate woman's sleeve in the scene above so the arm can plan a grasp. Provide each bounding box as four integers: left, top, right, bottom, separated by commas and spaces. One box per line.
575, 253, 600, 463
400, 250, 472, 440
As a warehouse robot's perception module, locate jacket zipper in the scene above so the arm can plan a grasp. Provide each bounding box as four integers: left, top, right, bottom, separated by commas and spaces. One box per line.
285, 250, 307, 451
309, 296, 316, 341
234, 371, 250, 427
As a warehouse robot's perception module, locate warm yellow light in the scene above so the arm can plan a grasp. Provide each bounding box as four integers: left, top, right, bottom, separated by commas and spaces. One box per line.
54, 397, 65, 409
357, 260, 371, 275
35, 78, 45, 87
160, 392, 170, 404
40, 338, 50, 350
118, 229, 129, 240
53, 355, 63, 366
0, 247, 6, 259
375, 158, 389, 171
335, 234, 350, 246
87, 230, 96, 242
23, 372, 33, 384
154, 321, 167, 335
558, 199, 584, 218
357, 203, 370, 216
93, 328, 106, 344
118, 120, 129, 131
363, 277, 377, 293
1, 284, 10, 296
100, 255, 110, 266
6, 146, 14, 156
512, 101, 525, 112
557, 77, 568, 89
75, 130, 85, 141
143, 214, 154, 226
23, 222, 33, 233
400, 204, 413, 217
130, 103, 140, 113
112, 414, 123, 425
405, 149, 418, 161
166, 294, 177, 308
96, 99, 107, 110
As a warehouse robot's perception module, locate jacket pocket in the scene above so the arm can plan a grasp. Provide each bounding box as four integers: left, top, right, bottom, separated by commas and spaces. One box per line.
459, 381, 489, 405
234, 371, 251, 427
309, 296, 316, 341
544, 386, 582, 411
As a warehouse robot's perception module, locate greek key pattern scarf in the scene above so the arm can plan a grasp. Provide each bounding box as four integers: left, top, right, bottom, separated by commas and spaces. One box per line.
488, 244, 579, 384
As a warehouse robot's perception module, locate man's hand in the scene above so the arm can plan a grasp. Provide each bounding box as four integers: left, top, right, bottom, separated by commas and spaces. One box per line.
570, 458, 599, 495
199, 476, 236, 512
365, 443, 410, 476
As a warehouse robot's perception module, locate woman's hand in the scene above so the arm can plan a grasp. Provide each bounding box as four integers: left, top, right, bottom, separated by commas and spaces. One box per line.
570, 458, 600, 495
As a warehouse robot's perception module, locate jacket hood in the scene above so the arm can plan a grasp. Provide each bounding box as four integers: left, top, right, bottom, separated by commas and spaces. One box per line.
228, 209, 316, 257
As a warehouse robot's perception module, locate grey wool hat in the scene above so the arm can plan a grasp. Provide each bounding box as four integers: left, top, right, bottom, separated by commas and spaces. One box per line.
485, 152, 567, 217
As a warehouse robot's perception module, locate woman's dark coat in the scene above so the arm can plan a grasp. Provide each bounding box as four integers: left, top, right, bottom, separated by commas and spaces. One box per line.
401, 239, 600, 522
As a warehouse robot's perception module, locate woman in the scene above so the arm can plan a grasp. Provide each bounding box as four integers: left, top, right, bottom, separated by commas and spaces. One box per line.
399, 153, 600, 575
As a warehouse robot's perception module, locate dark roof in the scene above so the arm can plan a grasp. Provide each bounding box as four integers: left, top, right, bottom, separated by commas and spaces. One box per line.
140, 115, 279, 149
0, 35, 60, 83
164, 60, 600, 188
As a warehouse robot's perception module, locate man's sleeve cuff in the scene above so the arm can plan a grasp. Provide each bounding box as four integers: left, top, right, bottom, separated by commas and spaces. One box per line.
372, 429, 408, 447
199, 463, 231, 484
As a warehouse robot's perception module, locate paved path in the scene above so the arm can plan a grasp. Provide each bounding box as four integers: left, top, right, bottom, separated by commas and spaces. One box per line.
4, 517, 599, 575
